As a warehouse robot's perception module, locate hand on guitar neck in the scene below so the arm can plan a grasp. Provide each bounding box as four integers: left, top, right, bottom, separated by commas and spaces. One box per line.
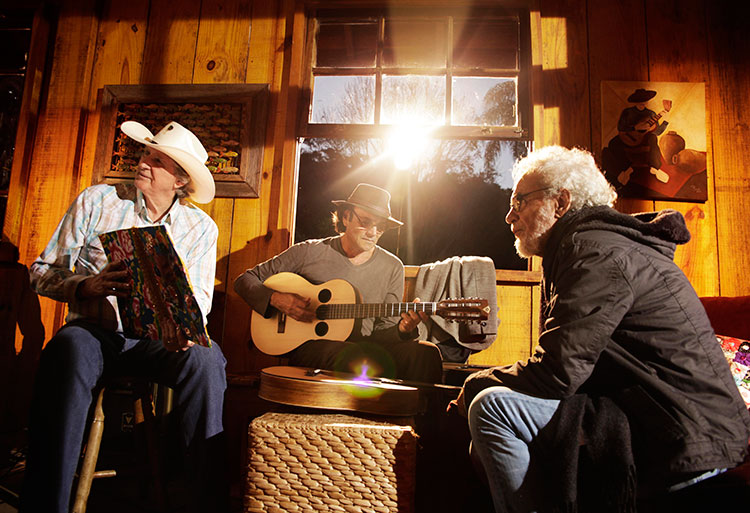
398, 298, 429, 334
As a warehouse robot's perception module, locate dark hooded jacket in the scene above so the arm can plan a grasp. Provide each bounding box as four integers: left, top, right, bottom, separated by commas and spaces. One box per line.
464, 206, 750, 481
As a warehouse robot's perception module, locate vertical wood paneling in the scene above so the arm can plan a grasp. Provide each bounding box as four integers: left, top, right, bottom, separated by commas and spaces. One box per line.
140, 0, 201, 83
79, 0, 150, 193
191, 0, 253, 347
198, 198, 234, 345
16, 0, 101, 335
194, 0, 252, 83
706, 1, 750, 296
276, 1, 307, 233
646, 0, 717, 295
224, 0, 289, 373
587, 0, 653, 215
529, 4, 545, 152
91, 2, 149, 85
540, 0, 590, 148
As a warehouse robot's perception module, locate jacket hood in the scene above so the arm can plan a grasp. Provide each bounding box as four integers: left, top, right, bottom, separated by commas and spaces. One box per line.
546, 206, 691, 260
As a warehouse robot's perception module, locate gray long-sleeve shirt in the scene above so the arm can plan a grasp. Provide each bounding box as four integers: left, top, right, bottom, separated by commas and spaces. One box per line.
233, 235, 412, 341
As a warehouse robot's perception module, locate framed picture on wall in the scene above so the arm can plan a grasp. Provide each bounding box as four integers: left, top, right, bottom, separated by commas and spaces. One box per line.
93, 83, 269, 199
600, 81, 707, 202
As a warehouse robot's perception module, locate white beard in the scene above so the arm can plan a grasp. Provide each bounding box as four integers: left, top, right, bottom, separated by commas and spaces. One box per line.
514, 206, 556, 258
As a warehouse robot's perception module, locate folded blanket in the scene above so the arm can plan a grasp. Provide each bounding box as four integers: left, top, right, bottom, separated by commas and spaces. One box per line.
414, 256, 499, 358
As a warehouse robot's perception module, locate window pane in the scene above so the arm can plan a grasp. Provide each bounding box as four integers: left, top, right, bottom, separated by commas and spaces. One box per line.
452, 77, 517, 126
296, 137, 528, 269
383, 19, 447, 68
311, 75, 375, 124
381, 75, 445, 125
453, 19, 519, 69
316, 20, 378, 68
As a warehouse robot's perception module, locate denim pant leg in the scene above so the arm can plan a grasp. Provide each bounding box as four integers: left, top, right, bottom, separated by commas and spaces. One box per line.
20, 323, 116, 513
115, 336, 228, 512
21, 323, 228, 513
116, 335, 228, 446
468, 387, 561, 513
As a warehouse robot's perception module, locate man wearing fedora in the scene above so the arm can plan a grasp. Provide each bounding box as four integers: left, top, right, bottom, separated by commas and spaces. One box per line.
602, 87, 672, 188
234, 183, 443, 383
21, 121, 228, 512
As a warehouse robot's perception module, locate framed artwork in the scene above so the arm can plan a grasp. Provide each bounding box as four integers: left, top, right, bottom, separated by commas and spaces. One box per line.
600, 81, 707, 202
93, 84, 269, 198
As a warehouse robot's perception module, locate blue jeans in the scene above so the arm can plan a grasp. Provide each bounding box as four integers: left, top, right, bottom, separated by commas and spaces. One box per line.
468, 386, 560, 513
19, 321, 227, 513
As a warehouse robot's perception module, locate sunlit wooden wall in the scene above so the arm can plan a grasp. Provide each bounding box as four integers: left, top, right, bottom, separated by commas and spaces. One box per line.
4, 0, 750, 375
538, 0, 750, 300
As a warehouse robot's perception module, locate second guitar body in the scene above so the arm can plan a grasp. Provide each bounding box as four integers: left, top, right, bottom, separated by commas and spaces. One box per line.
250, 272, 489, 355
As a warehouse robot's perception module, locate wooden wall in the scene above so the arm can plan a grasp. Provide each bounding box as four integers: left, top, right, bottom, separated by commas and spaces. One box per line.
4, 0, 750, 374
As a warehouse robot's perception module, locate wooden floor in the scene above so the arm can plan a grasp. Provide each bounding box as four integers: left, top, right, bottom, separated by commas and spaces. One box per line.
1, 382, 495, 513
0, 446, 244, 513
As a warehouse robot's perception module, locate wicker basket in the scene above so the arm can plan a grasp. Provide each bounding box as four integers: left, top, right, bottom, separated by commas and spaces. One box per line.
245, 412, 417, 513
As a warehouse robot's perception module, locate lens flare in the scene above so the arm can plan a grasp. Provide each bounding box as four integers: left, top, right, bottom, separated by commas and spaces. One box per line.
343, 360, 385, 399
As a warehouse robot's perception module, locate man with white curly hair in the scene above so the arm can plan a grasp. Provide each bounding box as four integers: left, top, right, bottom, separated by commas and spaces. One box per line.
450, 145, 750, 512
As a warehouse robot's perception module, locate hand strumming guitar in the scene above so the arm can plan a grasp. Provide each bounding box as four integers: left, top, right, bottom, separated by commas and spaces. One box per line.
270, 290, 315, 322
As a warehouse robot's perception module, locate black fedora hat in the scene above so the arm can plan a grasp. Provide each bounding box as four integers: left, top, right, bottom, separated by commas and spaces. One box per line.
627, 88, 657, 103
332, 183, 403, 227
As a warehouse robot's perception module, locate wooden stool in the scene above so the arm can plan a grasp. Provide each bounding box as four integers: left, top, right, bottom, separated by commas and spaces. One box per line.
71, 378, 169, 513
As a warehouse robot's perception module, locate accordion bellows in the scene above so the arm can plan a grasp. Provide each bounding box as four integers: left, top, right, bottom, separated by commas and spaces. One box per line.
245, 412, 417, 513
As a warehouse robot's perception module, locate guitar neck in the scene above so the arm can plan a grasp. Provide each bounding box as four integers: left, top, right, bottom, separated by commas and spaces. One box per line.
642, 109, 667, 128
318, 302, 439, 319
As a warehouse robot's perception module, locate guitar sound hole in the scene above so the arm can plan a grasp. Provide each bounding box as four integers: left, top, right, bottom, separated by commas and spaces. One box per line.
318, 288, 332, 303
315, 322, 329, 337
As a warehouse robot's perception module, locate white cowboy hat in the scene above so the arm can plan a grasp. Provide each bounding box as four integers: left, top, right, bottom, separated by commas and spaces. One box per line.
120, 120, 215, 203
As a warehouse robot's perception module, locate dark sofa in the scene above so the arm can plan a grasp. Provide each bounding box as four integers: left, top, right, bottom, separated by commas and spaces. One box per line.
699, 295, 750, 341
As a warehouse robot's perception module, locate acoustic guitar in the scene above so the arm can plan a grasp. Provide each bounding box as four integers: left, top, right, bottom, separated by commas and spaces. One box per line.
251, 272, 490, 355
618, 99, 672, 147
259, 366, 461, 416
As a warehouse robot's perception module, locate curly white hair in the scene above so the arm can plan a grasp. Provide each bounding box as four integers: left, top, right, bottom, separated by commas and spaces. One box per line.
512, 145, 617, 210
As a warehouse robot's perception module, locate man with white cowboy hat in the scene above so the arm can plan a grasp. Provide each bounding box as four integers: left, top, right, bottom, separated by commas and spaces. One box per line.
234, 183, 443, 384
21, 121, 228, 513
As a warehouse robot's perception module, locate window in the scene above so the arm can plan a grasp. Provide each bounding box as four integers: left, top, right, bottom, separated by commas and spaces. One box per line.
296, 7, 533, 270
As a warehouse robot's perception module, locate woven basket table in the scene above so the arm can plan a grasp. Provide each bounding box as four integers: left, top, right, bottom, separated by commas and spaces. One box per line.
245, 412, 417, 513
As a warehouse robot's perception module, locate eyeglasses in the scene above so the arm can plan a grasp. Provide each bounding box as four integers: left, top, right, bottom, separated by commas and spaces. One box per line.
509, 187, 554, 212
351, 209, 388, 233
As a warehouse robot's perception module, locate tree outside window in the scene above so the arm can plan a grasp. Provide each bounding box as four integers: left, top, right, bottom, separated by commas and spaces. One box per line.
296, 8, 533, 270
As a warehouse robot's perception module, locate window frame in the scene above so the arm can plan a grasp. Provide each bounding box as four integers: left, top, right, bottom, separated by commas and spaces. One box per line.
297, 6, 534, 141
